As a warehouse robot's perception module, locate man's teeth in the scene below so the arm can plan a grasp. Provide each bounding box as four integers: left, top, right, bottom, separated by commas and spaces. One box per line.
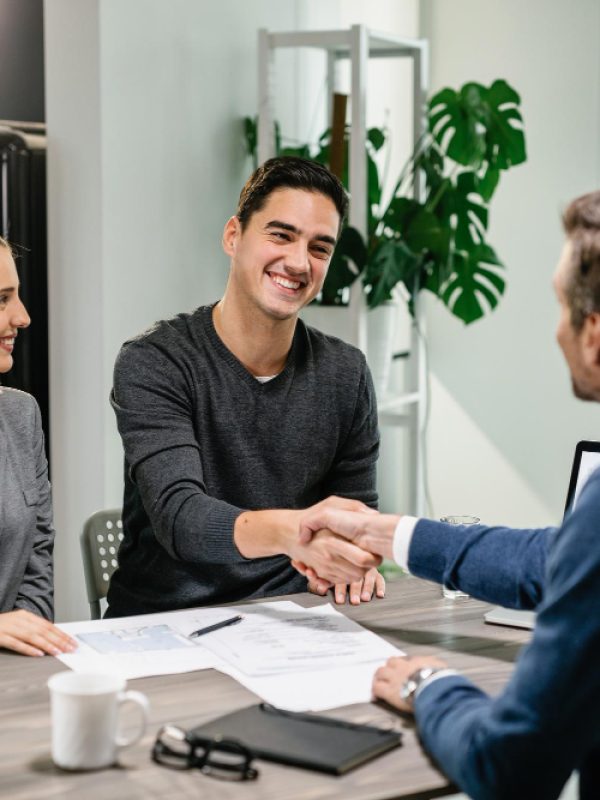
0, 338, 14, 346
272, 275, 301, 290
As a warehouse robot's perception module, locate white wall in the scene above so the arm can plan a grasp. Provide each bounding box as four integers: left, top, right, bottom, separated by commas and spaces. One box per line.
420, 0, 600, 527
45, 0, 419, 621
45, 0, 311, 620
45, 0, 593, 619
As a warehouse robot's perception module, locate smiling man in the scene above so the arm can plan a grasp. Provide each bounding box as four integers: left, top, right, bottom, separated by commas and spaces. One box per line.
106, 157, 382, 617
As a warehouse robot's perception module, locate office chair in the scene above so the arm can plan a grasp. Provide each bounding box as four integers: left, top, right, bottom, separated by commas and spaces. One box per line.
80, 508, 124, 619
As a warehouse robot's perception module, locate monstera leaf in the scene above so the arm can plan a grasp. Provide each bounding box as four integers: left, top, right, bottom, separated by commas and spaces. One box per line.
429, 80, 526, 185
320, 226, 367, 305
383, 198, 450, 261
364, 239, 421, 309
440, 243, 505, 324
445, 172, 488, 252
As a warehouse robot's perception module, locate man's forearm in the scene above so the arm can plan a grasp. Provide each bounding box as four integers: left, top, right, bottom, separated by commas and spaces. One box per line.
234, 509, 302, 558
235, 503, 381, 585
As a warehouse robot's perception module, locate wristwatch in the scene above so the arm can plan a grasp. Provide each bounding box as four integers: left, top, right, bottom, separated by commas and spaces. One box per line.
400, 666, 443, 708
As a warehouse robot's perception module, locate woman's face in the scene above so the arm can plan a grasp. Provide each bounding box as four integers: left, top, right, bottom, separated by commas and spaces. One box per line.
0, 247, 30, 374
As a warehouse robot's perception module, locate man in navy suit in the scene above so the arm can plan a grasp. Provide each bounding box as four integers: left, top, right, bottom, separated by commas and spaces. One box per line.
296, 190, 600, 799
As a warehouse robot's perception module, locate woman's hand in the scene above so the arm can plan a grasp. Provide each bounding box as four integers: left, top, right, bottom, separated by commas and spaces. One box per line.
0, 609, 77, 657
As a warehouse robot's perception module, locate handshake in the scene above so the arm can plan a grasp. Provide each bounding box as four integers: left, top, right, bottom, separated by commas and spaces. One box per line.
289, 496, 401, 596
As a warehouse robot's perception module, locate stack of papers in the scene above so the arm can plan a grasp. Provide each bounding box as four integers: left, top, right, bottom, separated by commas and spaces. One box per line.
57, 601, 402, 711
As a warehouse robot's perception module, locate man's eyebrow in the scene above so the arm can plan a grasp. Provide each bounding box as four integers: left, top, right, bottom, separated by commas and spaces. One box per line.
0, 286, 14, 294
265, 220, 336, 246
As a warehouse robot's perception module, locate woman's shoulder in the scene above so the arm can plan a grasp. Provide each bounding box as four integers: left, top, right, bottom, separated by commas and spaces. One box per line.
0, 387, 38, 426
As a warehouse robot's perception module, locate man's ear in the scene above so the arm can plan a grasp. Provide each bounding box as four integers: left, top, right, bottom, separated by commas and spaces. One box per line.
222, 216, 241, 257
581, 312, 600, 367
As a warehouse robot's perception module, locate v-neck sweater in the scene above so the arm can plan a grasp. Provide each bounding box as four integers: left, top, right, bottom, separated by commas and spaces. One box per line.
106, 304, 379, 616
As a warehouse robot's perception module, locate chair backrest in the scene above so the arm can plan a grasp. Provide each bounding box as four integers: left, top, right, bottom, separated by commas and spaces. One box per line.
80, 508, 123, 619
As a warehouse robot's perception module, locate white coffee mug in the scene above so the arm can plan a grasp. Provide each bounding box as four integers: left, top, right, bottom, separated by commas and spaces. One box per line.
47, 671, 149, 770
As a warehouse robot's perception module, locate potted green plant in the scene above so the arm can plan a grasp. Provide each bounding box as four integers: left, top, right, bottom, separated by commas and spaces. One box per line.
243, 78, 526, 326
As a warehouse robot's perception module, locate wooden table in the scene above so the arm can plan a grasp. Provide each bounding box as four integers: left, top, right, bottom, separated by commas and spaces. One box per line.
0, 577, 530, 800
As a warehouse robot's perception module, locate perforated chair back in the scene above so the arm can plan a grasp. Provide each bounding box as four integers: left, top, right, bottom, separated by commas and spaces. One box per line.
80, 508, 124, 619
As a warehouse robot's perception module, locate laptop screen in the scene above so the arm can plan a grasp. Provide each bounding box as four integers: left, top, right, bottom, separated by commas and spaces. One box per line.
564, 440, 600, 515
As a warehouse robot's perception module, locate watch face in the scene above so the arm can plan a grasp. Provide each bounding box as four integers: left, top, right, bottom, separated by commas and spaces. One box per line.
401, 678, 417, 702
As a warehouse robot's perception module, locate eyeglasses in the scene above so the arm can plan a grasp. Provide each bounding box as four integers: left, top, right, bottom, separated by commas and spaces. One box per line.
152, 724, 258, 781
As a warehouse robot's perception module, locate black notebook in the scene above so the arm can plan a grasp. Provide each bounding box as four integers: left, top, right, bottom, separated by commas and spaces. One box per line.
189, 703, 402, 775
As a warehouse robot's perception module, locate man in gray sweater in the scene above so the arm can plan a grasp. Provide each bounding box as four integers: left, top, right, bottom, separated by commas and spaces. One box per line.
107, 157, 382, 617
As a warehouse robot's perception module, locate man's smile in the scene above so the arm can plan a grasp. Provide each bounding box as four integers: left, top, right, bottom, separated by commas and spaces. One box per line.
267, 271, 306, 294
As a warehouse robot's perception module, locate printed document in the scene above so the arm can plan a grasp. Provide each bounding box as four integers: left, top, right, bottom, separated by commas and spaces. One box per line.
200, 601, 399, 676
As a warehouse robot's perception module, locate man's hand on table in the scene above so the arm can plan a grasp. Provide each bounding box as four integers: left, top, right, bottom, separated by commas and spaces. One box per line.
0, 610, 77, 657
306, 566, 386, 605
372, 655, 448, 715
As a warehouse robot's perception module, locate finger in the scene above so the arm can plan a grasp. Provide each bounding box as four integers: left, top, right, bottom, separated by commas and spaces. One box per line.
325, 496, 379, 513
359, 571, 376, 602
45, 626, 78, 652
307, 579, 329, 597
334, 583, 348, 604
0, 634, 44, 658
299, 509, 365, 544
329, 538, 382, 571
349, 579, 363, 605
291, 560, 308, 575
373, 570, 386, 599
18, 618, 77, 655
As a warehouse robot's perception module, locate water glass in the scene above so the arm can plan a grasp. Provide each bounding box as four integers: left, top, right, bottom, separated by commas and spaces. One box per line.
440, 515, 480, 600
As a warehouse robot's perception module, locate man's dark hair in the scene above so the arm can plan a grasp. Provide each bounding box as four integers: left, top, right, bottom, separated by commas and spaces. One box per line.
236, 156, 348, 233
563, 191, 600, 331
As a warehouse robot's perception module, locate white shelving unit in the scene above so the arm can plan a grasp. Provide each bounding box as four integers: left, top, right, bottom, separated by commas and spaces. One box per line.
257, 25, 429, 515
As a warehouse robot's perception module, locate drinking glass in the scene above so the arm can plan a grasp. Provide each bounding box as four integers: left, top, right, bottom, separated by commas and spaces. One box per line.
440, 515, 480, 600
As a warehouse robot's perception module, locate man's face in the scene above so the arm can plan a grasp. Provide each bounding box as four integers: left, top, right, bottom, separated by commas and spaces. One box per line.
554, 239, 600, 401
222, 188, 339, 321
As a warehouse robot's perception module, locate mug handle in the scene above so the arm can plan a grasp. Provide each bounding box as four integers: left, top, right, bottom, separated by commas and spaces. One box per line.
115, 690, 150, 749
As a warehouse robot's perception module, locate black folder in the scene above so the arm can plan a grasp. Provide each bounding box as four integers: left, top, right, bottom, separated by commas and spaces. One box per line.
189, 703, 402, 775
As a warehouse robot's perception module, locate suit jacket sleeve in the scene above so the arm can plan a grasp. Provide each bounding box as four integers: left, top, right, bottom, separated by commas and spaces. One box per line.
411, 473, 600, 799
408, 518, 552, 608
14, 400, 54, 620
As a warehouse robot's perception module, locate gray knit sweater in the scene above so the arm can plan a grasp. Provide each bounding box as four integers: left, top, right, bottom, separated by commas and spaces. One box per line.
106, 304, 379, 616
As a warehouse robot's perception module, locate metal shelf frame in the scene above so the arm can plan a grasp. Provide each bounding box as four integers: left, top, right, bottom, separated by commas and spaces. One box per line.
257, 25, 428, 515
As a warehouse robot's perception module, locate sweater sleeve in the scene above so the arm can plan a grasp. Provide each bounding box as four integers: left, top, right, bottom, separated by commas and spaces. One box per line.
14, 399, 54, 620
411, 473, 600, 799
320, 355, 379, 508
111, 337, 245, 564
408, 519, 552, 608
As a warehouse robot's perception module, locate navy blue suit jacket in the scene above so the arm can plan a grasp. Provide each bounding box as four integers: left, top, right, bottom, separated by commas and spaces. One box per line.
409, 470, 600, 799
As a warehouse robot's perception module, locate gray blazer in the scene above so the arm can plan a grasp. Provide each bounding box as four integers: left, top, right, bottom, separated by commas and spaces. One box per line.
0, 387, 54, 619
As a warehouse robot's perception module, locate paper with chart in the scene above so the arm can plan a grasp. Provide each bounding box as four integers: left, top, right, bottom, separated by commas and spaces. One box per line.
198, 600, 400, 676
56, 600, 403, 709
56, 607, 236, 679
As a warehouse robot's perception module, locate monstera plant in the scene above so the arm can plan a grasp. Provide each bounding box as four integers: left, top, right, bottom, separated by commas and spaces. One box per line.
243, 79, 526, 324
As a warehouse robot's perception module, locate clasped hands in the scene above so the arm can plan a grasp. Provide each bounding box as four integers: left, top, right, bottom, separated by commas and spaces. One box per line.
288, 496, 398, 605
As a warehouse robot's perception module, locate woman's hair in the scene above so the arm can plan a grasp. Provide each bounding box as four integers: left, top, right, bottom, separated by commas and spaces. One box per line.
0, 236, 13, 256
